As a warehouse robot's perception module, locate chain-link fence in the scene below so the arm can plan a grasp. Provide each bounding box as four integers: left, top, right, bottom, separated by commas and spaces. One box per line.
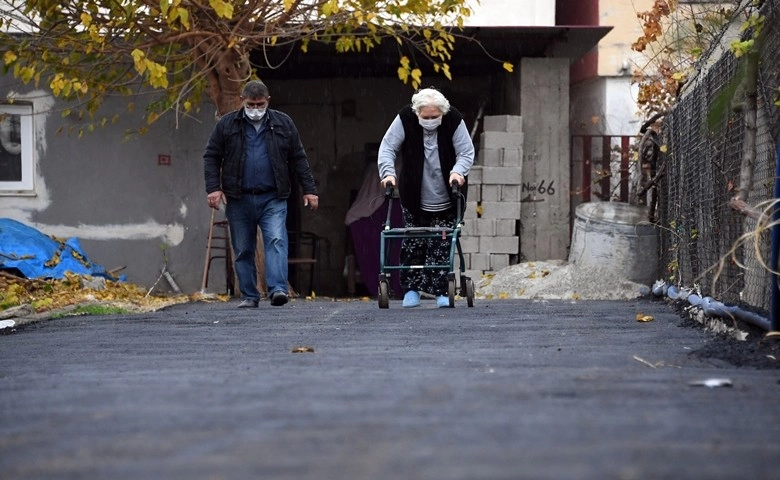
658, 0, 780, 313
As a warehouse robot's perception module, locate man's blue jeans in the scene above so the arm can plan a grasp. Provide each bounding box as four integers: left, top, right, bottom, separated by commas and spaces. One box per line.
225, 192, 288, 301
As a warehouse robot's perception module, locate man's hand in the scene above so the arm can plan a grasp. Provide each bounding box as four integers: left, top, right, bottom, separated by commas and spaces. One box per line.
449, 172, 465, 187
207, 191, 226, 210
303, 194, 319, 211
381, 176, 396, 188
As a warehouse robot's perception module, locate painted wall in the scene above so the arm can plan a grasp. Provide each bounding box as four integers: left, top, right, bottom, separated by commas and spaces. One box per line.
569, 0, 651, 139
598, 0, 652, 78
466, 0, 556, 26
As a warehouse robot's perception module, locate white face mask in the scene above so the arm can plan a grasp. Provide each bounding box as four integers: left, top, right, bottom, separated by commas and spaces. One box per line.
418, 116, 442, 131
245, 108, 266, 121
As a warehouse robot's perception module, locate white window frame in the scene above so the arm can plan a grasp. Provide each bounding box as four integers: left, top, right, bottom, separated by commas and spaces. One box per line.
0, 103, 34, 194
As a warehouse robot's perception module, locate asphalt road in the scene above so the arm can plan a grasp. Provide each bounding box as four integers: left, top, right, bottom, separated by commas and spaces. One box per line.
1, 297, 779, 480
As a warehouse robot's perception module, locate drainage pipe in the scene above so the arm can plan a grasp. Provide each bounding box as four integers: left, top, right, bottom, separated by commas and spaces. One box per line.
652, 281, 771, 332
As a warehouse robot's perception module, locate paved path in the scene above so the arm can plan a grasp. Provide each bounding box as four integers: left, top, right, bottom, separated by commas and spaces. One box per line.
1, 297, 779, 479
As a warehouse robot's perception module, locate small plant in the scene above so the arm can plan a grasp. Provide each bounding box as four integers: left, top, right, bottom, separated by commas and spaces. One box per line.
50, 304, 130, 319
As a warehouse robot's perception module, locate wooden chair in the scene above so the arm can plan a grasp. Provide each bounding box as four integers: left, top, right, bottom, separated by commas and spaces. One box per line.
287, 231, 326, 297
201, 212, 236, 296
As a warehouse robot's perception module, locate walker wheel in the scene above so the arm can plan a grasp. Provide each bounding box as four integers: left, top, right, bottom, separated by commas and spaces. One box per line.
465, 277, 475, 307
447, 279, 456, 307
378, 280, 390, 309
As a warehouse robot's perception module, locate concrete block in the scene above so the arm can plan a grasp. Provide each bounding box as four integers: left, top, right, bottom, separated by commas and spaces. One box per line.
459, 235, 480, 253
500, 185, 522, 202
464, 270, 485, 282
479, 148, 501, 167
473, 218, 496, 236
467, 166, 482, 184
481, 185, 500, 202
463, 201, 479, 219
466, 184, 482, 203
495, 219, 517, 237
482, 166, 523, 185
480, 201, 521, 219
480, 131, 524, 150
470, 253, 490, 271
502, 148, 523, 167
483, 115, 523, 133
480, 236, 520, 254
490, 254, 510, 271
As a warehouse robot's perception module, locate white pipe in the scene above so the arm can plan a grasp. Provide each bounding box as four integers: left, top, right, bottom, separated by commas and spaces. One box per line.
651, 281, 770, 331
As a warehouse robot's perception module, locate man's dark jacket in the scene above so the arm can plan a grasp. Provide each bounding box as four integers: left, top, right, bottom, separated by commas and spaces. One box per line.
204, 108, 317, 199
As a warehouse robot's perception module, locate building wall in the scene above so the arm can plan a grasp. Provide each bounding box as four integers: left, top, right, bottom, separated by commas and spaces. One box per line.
598, 0, 653, 78
466, 0, 556, 26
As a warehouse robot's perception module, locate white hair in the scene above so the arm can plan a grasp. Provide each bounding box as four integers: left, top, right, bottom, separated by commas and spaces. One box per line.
411, 88, 450, 115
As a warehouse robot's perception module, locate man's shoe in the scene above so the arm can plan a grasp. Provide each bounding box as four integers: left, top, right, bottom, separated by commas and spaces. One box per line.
436, 296, 452, 308
237, 299, 259, 308
402, 290, 420, 308
270, 291, 289, 306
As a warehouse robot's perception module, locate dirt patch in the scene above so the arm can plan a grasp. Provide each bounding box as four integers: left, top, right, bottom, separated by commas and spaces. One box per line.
669, 299, 780, 370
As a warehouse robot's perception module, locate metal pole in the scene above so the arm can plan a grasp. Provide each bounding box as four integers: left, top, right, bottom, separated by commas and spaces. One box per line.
771, 142, 780, 332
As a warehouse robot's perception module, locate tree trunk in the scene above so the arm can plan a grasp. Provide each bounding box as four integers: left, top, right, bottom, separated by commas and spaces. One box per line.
192, 39, 252, 118
732, 51, 759, 204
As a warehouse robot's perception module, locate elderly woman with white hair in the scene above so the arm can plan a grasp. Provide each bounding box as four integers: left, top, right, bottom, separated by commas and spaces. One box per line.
377, 87, 475, 308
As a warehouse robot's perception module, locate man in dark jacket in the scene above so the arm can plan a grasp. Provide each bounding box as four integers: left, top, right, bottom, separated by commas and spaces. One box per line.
204, 80, 318, 308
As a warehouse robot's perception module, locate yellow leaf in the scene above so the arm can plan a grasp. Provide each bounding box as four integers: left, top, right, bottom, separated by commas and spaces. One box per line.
660, 144, 668, 153
176, 7, 190, 29
441, 64, 451, 80
636, 313, 654, 322
131, 49, 147, 74
3, 51, 17, 65
397, 67, 408, 83
209, 0, 234, 19
411, 68, 422, 84
80, 12, 92, 27
503, 62, 514, 73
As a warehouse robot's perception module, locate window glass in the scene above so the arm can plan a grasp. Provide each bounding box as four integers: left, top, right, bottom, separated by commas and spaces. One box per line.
0, 103, 34, 193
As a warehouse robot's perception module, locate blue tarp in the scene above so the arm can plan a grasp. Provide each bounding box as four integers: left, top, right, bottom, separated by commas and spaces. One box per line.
0, 218, 122, 281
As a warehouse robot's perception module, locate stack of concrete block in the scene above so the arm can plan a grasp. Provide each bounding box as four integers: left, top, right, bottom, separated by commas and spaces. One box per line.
460, 115, 523, 281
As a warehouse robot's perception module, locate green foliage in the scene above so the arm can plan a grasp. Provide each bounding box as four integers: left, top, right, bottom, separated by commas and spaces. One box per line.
50, 304, 130, 318
707, 13, 766, 132
0, 0, 513, 129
